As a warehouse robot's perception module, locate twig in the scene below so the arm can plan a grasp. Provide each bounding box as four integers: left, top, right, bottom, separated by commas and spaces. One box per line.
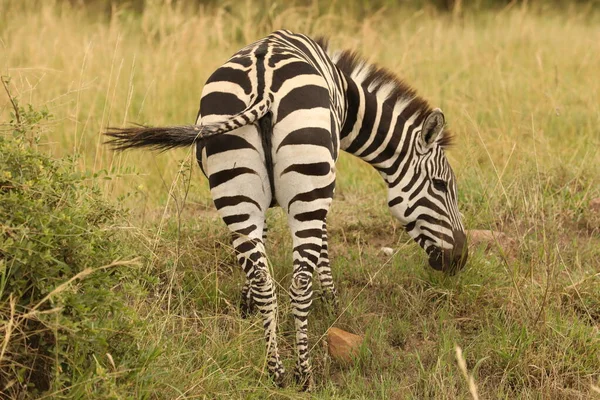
1, 76, 21, 125
0, 295, 16, 362
21, 258, 140, 320
532, 244, 558, 326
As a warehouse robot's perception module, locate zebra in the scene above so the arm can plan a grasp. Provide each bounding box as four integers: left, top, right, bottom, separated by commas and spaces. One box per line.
105, 29, 468, 390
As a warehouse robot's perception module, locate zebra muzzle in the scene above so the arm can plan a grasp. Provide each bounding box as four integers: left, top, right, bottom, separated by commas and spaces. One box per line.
428, 230, 468, 275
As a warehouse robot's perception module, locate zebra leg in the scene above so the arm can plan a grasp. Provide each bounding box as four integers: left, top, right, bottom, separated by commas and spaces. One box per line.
233, 235, 284, 385
220, 211, 283, 383
316, 221, 338, 308
239, 278, 254, 318
271, 100, 335, 389
263, 222, 268, 243
202, 123, 283, 384
288, 228, 319, 390
240, 221, 267, 318
286, 200, 333, 390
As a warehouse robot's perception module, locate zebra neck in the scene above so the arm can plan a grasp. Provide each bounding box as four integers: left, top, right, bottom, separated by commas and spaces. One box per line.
339, 74, 420, 185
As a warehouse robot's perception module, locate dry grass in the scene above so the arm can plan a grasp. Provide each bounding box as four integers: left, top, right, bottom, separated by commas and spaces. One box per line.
1, 1, 600, 398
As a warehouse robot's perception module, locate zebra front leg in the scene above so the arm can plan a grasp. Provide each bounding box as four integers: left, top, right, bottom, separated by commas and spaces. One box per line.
239, 279, 255, 318
317, 221, 338, 309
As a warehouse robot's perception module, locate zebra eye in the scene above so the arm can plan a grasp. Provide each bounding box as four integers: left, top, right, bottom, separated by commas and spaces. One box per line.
432, 178, 448, 192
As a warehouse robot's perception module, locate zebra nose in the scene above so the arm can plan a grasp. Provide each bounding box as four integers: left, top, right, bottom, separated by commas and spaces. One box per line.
450, 229, 468, 273
427, 230, 468, 275
428, 249, 444, 271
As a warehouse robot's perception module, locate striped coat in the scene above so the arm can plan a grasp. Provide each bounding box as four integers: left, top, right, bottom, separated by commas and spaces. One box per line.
106, 29, 467, 390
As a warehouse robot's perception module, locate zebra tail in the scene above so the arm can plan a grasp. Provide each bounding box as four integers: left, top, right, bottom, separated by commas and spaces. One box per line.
104, 97, 272, 152
104, 125, 206, 152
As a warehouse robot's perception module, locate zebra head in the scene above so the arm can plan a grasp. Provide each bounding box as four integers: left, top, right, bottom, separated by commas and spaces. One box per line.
388, 108, 467, 274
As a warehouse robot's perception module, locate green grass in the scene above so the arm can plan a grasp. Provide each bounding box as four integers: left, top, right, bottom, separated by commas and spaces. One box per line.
1, 1, 600, 398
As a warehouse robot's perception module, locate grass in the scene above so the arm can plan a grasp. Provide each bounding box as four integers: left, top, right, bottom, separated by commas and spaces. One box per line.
1, 0, 600, 398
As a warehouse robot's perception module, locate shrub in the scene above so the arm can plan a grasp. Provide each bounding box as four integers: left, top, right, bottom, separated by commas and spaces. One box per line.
0, 82, 146, 399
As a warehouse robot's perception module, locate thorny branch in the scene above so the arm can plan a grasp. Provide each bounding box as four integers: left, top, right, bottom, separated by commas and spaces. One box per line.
1, 76, 21, 126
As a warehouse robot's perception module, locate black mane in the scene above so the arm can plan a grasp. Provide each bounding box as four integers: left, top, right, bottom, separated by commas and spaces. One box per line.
315, 36, 454, 148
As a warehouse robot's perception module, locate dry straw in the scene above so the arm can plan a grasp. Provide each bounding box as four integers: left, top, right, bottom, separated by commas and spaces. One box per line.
455, 345, 480, 400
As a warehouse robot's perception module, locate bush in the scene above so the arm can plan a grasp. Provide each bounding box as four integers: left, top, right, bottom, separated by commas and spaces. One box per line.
0, 83, 147, 399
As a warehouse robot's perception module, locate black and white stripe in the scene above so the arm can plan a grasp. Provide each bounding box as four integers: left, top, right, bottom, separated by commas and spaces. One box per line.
105, 29, 467, 390
330, 49, 468, 274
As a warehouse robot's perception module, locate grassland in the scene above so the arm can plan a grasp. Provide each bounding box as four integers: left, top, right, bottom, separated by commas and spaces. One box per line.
1, 1, 600, 398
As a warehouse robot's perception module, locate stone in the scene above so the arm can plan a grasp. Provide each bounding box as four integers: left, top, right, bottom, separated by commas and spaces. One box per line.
380, 247, 394, 256
467, 229, 515, 252
327, 327, 364, 363
590, 198, 600, 213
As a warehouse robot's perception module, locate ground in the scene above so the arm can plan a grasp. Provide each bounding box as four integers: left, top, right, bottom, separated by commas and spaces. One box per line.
1, 1, 599, 398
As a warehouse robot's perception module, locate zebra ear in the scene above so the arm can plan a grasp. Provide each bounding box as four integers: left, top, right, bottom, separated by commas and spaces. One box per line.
421, 108, 445, 148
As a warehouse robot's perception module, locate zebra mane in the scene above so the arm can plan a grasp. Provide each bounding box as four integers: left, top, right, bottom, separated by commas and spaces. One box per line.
315, 37, 455, 149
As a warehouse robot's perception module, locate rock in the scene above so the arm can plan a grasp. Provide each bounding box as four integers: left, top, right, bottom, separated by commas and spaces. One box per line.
380, 247, 394, 256
467, 230, 515, 252
327, 327, 364, 363
590, 198, 600, 213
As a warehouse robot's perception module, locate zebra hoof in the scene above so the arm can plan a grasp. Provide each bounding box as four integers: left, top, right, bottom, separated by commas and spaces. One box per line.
320, 289, 339, 312
294, 370, 314, 392
239, 297, 256, 318
270, 365, 286, 388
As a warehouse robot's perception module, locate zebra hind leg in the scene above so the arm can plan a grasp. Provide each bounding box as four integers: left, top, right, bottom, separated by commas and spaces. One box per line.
234, 235, 284, 386
290, 258, 315, 390
239, 222, 267, 318
288, 217, 333, 390
316, 222, 338, 310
